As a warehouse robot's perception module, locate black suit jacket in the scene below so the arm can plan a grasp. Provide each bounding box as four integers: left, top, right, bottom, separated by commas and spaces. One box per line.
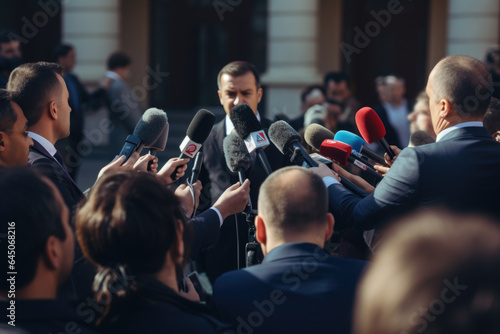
373, 102, 411, 148
327, 126, 500, 242
29, 139, 84, 210
197, 117, 293, 282
212, 242, 366, 334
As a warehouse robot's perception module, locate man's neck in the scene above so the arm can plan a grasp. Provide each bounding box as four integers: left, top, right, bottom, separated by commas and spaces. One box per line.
264, 234, 325, 257
28, 124, 58, 145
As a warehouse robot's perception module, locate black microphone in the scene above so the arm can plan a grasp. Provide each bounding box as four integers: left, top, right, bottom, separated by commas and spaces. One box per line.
171, 109, 216, 181
223, 132, 252, 214
230, 103, 273, 176
270, 121, 368, 198
145, 120, 169, 171
119, 108, 168, 162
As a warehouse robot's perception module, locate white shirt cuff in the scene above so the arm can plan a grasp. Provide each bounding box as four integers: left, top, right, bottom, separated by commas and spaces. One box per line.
210, 207, 224, 227
323, 176, 340, 188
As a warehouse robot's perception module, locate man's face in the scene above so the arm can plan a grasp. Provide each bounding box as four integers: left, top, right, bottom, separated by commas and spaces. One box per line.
54, 74, 71, 139
387, 81, 405, 105
326, 80, 350, 102
0, 40, 22, 73
218, 71, 263, 116
0, 102, 33, 166
59, 49, 76, 73
302, 89, 326, 113
324, 102, 342, 131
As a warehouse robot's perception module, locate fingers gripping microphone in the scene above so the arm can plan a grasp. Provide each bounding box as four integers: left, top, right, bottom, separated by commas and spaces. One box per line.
230, 103, 273, 176
319, 140, 383, 182
334, 130, 387, 166
119, 108, 168, 162
355, 107, 395, 159
145, 120, 169, 171
172, 109, 216, 181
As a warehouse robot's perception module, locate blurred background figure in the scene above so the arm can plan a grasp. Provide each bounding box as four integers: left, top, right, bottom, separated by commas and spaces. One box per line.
54, 43, 109, 180
485, 48, 500, 99
374, 76, 388, 105
374, 75, 411, 148
324, 71, 361, 130
0, 29, 22, 89
282, 85, 325, 131
354, 208, 500, 334
408, 90, 436, 138
484, 97, 500, 142
104, 51, 142, 160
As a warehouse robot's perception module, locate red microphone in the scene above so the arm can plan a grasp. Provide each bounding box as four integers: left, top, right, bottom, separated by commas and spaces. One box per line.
319, 140, 383, 182
355, 107, 395, 159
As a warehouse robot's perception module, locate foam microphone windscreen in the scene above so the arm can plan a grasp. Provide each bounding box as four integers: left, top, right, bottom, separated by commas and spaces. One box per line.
319, 139, 352, 166
223, 133, 251, 173
133, 108, 168, 146
334, 130, 366, 152
410, 130, 435, 147
187, 109, 216, 143
355, 107, 386, 143
268, 120, 301, 155
230, 103, 262, 139
147, 122, 169, 151
304, 124, 335, 151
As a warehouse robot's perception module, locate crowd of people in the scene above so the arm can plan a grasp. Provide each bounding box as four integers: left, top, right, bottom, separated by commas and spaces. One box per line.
1, 25, 500, 333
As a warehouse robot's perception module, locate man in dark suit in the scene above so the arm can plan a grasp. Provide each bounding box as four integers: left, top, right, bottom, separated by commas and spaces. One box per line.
312, 55, 500, 249
197, 61, 293, 283
212, 166, 366, 334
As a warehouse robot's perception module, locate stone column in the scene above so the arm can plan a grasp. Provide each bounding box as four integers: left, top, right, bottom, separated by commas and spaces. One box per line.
446, 0, 499, 60
261, 0, 322, 119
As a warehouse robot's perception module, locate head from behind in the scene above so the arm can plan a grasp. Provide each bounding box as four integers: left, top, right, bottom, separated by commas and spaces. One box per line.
427, 55, 491, 134
256, 166, 334, 255
8, 62, 70, 143
0, 168, 73, 299
75, 171, 188, 324
355, 208, 500, 334
107, 51, 131, 79
217, 61, 263, 116
0, 89, 33, 166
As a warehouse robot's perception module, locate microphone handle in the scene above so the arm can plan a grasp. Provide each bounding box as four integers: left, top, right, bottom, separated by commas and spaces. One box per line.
339, 175, 368, 198
189, 149, 203, 184
170, 152, 190, 181
360, 146, 388, 166
292, 142, 318, 167
237, 168, 253, 215
378, 138, 395, 160
118, 135, 141, 162
347, 156, 383, 182
256, 148, 273, 176
147, 149, 157, 172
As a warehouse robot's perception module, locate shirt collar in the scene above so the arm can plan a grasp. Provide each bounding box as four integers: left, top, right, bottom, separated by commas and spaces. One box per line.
436, 121, 484, 142
28, 132, 57, 156
225, 111, 261, 136
105, 70, 122, 81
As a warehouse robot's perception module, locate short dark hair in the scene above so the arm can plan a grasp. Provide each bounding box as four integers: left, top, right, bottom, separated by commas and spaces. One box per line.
76, 171, 190, 325
217, 61, 261, 90
431, 55, 492, 118
107, 52, 131, 70
0, 89, 16, 131
258, 167, 328, 233
53, 43, 73, 62
7, 62, 63, 127
0, 168, 66, 290
484, 97, 500, 135
324, 71, 350, 87
301, 85, 325, 103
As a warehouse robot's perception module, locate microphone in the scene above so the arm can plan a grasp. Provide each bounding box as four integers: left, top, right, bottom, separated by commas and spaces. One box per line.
409, 130, 435, 147
355, 107, 395, 159
223, 132, 252, 214
119, 108, 168, 162
269, 120, 317, 167
334, 130, 387, 165
230, 103, 273, 176
145, 121, 169, 171
319, 140, 383, 182
304, 123, 335, 152
171, 109, 216, 181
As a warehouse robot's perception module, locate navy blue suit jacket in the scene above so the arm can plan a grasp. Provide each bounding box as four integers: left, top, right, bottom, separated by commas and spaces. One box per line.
212, 243, 366, 334
327, 126, 500, 234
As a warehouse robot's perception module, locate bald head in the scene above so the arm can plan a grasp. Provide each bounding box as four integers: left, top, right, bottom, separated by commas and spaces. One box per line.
258, 167, 328, 236
429, 55, 491, 118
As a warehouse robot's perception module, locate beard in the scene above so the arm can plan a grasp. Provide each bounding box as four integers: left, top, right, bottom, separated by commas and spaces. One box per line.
0, 56, 22, 73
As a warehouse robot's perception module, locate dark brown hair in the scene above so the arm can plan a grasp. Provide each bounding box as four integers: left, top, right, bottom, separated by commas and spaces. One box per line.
0, 89, 16, 131
217, 60, 261, 90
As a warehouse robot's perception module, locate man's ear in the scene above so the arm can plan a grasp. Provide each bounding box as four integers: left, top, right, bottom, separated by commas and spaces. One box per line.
48, 100, 58, 120
324, 213, 334, 242
0, 132, 6, 152
217, 90, 224, 106
492, 130, 500, 142
439, 99, 451, 118
255, 215, 266, 245
257, 87, 263, 104
43, 235, 62, 270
